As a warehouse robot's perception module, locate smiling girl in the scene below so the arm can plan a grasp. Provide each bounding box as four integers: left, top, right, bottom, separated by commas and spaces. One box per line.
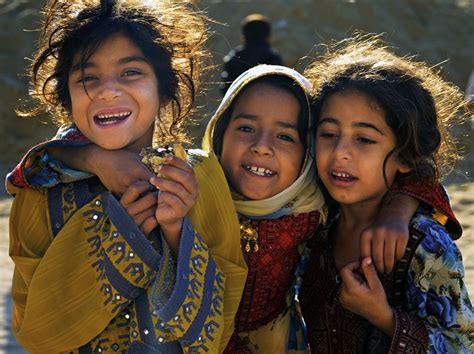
300, 35, 473, 353
7, 1, 250, 352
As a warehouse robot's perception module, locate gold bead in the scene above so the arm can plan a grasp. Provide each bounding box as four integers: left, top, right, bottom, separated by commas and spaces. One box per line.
245, 241, 251, 253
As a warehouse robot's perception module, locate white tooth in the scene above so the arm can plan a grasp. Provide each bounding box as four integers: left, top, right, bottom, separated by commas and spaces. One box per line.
251, 166, 258, 172
257, 167, 265, 173
264, 169, 272, 175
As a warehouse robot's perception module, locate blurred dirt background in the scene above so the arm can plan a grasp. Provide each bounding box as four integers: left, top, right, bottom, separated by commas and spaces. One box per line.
0, 0, 473, 352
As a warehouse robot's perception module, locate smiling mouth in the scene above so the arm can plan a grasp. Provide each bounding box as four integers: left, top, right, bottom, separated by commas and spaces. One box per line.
94, 111, 131, 125
331, 171, 357, 181
244, 165, 276, 177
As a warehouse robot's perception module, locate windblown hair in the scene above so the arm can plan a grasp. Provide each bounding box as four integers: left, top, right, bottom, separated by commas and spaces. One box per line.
20, 0, 209, 143
305, 34, 466, 183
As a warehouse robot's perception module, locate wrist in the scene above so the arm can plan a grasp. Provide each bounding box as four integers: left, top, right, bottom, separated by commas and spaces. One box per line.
160, 220, 183, 257
381, 192, 418, 221
369, 305, 395, 337
83, 144, 104, 174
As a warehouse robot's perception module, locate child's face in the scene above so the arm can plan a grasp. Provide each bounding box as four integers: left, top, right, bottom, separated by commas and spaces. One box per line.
220, 82, 305, 200
68, 33, 161, 152
316, 90, 410, 206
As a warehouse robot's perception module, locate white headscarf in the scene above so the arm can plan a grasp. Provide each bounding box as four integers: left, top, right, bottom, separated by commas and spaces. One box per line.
203, 65, 325, 219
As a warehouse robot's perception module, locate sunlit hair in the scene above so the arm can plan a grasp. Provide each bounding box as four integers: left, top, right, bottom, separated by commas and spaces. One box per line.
305, 33, 467, 184
19, 0, 209, 143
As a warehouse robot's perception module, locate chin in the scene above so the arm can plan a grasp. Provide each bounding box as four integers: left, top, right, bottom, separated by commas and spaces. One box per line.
241, 190, 272, 201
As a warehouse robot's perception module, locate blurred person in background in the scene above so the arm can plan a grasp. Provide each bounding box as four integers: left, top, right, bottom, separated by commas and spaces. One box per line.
221, 14, 283, 94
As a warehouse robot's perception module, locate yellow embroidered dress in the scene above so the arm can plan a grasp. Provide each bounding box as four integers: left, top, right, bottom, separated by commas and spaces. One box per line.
8, 150, 247, 353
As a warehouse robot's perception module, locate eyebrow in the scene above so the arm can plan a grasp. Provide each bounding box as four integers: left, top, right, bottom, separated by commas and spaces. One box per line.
318, 117, 385, 136
232, 113, 299, 130
70, 55, 149, 74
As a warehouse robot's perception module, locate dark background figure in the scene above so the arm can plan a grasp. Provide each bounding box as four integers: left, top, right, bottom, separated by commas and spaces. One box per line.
221, 14, 283, 94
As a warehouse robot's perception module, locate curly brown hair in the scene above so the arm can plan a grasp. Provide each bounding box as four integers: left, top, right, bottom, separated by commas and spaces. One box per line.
305, 33, 467, 183
20, 0, 209, 144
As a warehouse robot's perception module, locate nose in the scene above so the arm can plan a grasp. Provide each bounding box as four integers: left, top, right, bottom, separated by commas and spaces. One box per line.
250, 132, 274, 156
97, 77, 122, 101
333, 137, 351, 161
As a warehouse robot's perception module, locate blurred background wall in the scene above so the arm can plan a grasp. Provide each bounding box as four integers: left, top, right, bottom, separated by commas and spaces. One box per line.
1, 0, 473, 188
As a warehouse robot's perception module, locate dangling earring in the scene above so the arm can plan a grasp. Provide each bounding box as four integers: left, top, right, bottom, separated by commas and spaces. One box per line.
239, 217, 259, 253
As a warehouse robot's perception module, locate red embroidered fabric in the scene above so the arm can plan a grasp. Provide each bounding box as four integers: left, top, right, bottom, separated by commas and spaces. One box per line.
300, 226, 429, 353
392, 177, 461, 238
8, 130, 89, 189
224, 211, 320, 353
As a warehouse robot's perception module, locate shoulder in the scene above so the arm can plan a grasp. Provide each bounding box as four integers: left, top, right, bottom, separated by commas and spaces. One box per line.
11, 186, 47, 209
411, 213, 459, 259
408, 214, 464, 288
9, 186, 51, 245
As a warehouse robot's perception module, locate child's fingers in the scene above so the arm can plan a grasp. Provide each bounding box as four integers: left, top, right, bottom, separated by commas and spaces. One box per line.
151, 177, 196, 208
157, 191, 188, 218
123, 191, 158, 217
156, 162, 198, 197
360, 257, 382, 291
120, 181, 153, 206
371, 236, 386, 274
161, 155, 194, 174
133, 207, 157, 227
141, 215, 158, 235
359, 229, 373, 260
383, 237, 397, 274
339, 261, 362, 289
395, 236, 408, 262
360, 229, 386, 273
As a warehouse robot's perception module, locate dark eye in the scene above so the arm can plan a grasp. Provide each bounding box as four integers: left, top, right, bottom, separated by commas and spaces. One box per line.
77, 75, 96, 83
278, 134, 295, 142
358, 137, 376, 145
122, 69, 142, 77
318, 131, 337, 139
238, 125, 253, 133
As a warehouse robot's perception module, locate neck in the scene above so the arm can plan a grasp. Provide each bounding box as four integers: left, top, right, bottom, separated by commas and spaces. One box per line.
334, 195, 385, 248
338, 202, 379, 232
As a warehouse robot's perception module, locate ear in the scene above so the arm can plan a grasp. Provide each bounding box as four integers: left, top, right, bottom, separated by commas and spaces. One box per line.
397, 163, 412, 174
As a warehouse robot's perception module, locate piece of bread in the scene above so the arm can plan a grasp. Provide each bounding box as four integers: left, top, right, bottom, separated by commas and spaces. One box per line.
140, 144, 187, 175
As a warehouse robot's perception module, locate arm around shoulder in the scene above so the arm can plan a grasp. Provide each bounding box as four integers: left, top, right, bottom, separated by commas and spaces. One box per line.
390, 216, 474, 353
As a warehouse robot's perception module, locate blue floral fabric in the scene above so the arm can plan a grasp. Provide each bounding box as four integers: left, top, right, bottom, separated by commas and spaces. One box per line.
407, 214, 474, 353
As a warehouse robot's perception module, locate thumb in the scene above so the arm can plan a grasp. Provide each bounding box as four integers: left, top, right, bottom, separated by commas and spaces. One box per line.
361, 257, 381, 290
339, 261, 361, 289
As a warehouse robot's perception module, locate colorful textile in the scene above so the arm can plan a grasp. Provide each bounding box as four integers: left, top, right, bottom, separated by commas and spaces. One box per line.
5, 66, 463, 353
233, 212, 319, 332
204, 65, 322, 353
8, 149, 247, 352
392, 178, 462, 238
299, 213, 474, 353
